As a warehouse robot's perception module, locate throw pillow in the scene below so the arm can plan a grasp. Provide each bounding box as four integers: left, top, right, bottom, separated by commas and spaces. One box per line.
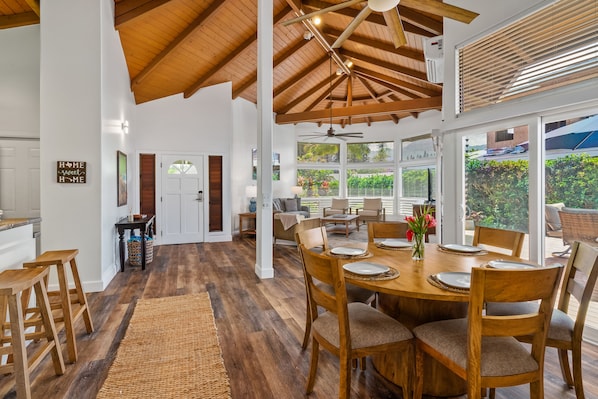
545, 203, 565, 231
272, 198, 282, 212
284, 198, 298, 212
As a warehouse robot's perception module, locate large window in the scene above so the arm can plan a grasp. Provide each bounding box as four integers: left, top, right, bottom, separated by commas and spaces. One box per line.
398, 136, 437, 215
347, 142, 394, 200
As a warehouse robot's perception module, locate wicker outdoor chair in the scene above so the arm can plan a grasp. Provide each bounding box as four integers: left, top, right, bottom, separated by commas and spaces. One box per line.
555, 208, 598, 256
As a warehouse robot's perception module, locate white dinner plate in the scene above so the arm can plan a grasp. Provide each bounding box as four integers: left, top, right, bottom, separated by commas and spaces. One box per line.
330, 247, 366, 256
343, 262, 390, 276
487, 260, 537, 269
380, 239, 412, 248
439, 244, 483, 253
436, 272, 471, 289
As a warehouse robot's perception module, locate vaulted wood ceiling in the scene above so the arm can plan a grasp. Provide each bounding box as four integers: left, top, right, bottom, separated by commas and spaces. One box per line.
0, 0, 480, 126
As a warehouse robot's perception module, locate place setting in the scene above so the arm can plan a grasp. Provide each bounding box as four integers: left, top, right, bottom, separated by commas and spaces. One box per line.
343, 261, 400, 281
326, 246, 372, 259
483, 259, 539, 269
375, 239, 413, 251
427, 271, 471, 293
437, 243, 488, 256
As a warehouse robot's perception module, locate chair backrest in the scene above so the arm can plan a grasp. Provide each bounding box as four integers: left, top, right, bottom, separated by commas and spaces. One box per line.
363, 198, 382, 211
367, 221, 409, 243
330, 198, 349, 210
296, 226, 329, 253
558, 241, 598, 335
558, 208, 598, 246
298, 244, 349, 329
467, 265, 563, 394
472, 225, 525, 257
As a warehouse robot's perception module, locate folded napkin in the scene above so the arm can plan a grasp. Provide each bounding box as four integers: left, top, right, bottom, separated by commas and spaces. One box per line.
278, 213, 303, 230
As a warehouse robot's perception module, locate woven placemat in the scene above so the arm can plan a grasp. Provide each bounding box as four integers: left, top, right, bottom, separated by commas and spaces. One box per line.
436, 246, 488, 256
326, 249, 373, 260
374, 242, 413, 251
97, 293, 231, 399
427, 274, 470, 294
345, 266, 400, 281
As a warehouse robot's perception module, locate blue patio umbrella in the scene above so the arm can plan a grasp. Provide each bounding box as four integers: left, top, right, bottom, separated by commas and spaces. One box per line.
544, 114, 598, 150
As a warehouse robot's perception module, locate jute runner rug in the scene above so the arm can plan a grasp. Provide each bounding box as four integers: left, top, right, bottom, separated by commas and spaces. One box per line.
97, 293, 231, 399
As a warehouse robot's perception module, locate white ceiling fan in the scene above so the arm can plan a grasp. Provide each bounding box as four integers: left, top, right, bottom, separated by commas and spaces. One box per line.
283, 0, 479, 49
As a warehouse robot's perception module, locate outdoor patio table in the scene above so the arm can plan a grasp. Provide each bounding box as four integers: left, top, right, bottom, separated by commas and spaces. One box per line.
337, 242, 538, 397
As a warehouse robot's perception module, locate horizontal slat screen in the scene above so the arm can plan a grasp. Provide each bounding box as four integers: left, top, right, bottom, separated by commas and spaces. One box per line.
458, 0, 598, 113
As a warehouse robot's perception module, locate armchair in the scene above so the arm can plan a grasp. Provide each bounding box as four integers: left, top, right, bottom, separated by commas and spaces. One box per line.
322, 198, 349, 217
355, 198, 385, 223
555, 207, 598, 256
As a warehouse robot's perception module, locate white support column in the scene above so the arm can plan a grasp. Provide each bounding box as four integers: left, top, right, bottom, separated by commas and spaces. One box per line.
255, 0, 274, 279
528, 117, 544, 263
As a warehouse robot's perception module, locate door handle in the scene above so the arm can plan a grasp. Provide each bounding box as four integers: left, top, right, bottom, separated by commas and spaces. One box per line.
196, 190, 203, 202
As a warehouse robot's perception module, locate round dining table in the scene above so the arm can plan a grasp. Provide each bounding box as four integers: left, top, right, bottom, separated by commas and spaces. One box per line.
335, 241, 535, 397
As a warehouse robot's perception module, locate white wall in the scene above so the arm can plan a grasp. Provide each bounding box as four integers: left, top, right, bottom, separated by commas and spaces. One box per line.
0, 25, 40, 138
100, 0, 137, 284
134, 84, 234, 241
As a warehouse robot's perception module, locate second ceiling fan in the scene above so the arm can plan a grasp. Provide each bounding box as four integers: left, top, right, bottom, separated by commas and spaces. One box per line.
283, 0, 479, 49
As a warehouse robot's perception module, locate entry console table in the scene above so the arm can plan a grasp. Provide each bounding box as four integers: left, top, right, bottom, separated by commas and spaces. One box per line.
115, 215, 155, 271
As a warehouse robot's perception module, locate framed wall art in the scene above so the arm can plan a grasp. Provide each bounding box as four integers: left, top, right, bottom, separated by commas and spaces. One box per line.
117, 150, 127, 206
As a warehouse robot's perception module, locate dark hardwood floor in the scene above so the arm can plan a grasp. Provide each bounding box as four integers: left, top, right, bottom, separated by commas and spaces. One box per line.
1, 237, 597, 398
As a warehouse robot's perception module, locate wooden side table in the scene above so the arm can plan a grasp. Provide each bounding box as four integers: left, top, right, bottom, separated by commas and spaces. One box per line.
239, 212, 256, 238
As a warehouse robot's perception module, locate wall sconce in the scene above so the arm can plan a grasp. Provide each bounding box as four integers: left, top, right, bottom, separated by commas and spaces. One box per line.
246, 185, 257, 212
121, 120, 129, 134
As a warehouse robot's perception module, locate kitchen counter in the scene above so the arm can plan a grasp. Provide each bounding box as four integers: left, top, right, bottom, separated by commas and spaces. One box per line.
0, 217, 41, 232
0, 218, 40, 271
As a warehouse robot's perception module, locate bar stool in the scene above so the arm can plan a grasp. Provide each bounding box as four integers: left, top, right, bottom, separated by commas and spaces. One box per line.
0, 268, 65, 399
23, 249, 94, 363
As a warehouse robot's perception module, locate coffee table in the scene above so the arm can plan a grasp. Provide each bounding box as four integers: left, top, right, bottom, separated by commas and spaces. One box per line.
320, 214, 360, 237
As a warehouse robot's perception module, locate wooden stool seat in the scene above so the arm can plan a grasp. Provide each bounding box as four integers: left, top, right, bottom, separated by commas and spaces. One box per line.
23, 249, 94, 363
0, 267, 65, 399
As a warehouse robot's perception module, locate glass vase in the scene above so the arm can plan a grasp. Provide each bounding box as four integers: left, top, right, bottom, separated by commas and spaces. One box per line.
412, 232, 425, 260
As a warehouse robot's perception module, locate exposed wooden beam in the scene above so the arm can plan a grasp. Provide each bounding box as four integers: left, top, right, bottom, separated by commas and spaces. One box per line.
0, 12, 39, 29
115, 0, 172, 28
301, 75, 346, 113
273, 55, 328, 98
353, 66, 441, 97
322, 28, 424, 61
401, 0, 479, 24
356, 75, 400, 123
278, 74, 339, 114
131, 0, 226, 88
397, 5, 442, 36
276, 96, 442, 124
184, 33, 256, 98
341, 49, 428, 82
303, 0, 437, 37
357, 73, 420, 99
23, 0, 40, 17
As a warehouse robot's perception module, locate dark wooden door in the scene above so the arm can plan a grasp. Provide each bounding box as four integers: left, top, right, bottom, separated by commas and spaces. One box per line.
139, 154, 156, 233
208, 155, 223, 232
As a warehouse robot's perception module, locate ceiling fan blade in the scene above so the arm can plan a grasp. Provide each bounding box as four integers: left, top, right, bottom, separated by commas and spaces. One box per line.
383, 8, 407, 48
335, 132, 364, 137
400, 0, 479, 24
332, 6, 373, 49
282, 0, 364, 26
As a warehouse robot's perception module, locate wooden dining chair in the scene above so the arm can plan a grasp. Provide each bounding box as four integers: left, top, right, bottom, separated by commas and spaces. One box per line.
472, 225, 525, 256
296, 227, 375, 350
367, 221, 409, 243
298, 244, 414, 399
413, 264, 563, 399
487, 241, 598, 399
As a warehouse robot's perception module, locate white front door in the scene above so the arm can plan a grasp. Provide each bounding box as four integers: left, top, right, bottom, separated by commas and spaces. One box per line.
160, 155, 204, 244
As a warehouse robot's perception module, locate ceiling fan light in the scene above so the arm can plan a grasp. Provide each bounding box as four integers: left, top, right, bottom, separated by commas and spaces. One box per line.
368, 0, 400, 12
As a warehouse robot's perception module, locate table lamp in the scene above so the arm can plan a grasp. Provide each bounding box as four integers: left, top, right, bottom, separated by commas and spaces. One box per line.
291, 186, 303, 198
246, 185, 257, 212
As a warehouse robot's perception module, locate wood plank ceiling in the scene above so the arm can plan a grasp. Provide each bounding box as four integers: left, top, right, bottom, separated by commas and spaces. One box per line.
0, 0, 480, 127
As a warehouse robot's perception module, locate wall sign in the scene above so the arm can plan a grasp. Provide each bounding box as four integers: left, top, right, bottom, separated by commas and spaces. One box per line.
57, 161, 87, 183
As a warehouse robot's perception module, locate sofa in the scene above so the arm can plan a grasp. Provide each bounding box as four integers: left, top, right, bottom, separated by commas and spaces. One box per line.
272, 197, 310, 218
